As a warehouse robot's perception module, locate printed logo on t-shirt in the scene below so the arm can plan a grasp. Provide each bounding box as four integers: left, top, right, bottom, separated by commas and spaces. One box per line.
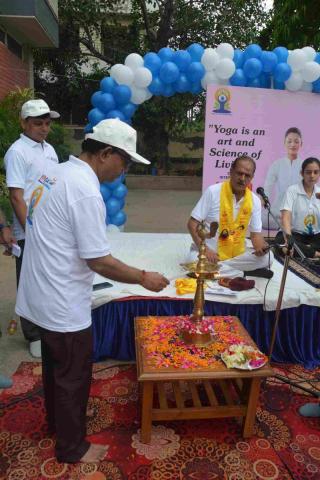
304, 214, 316, 235
38, 174, 57, 189
27, 186, 44, 226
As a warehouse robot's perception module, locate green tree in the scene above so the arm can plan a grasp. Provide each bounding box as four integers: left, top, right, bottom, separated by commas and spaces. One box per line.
262, 1, 320, 50
35, 0, 270, 171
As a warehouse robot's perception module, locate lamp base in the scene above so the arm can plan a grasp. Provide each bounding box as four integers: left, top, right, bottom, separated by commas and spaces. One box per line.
181, 330, 213, 346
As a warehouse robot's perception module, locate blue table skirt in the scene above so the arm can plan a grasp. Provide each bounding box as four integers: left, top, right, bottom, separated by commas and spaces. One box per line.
92, 298, 320, 369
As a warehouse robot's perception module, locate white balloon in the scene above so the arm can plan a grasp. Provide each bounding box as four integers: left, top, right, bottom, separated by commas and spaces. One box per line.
216, 76, 229, 85
201, 71, 218, 89
110, 63, 122, 77
287, 49, 307, 72
302, 46, 316, 62
134, 67, 153, 88
300, 81, 313, 92
145, 90, 153, 101
201, 48, 220, 71
125, 53, 144, 71
216, 42, 234, 59
106, 224, 121, 233
111, 64, 134, 86
301, 61, 320, 82
285, 72, 303, 91
130, 86, 148, 104
215, 58, 235, 79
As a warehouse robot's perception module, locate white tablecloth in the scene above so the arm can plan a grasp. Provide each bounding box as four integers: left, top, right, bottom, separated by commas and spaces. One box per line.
92, 232, 320, 311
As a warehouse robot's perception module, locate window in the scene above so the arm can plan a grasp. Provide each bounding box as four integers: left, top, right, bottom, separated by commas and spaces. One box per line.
0, 28, 5, 44
7, 34, 23, 59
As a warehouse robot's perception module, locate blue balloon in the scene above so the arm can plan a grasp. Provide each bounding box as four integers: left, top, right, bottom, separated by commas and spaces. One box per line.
273, 46, 288, 63
259, 72, 271, 88
110, 210, 127, 227
233, 49, 244, 68
112, 183, 128, 199
273, 62, 292, 82
100, 183, 112, 202
186, 62, 205, 82
97, 93, 116, 113
106, 197, 121, 216
243, 58, 262, 79
162, 83, 175, 97
106, 174, 125, 190
100, 76, 116, 93
88, 108, 105, 126
189, 81, 203, 94
244, 44, 262, 59
173, 74, 191, 93
91, 91, 103, 108
187, 43, 204, 62
261, 51, 278, 73
106, 109, 126, 121
173, 50, 192, 72
148, 76, 164, 95
144, 52, 162, 73
158, 47, 174, 62
124, 118, 132, 125
159, 62, 180, 84
247, 78, 261, 88
119, 198, 126, 209
120, 102, 137, 118
113, 85, 132, 106
315, 53, 320, 65
273, 79, 285, 90
312, 78, 320, 93
230, 69, 247, 86
84, 123, 93, 133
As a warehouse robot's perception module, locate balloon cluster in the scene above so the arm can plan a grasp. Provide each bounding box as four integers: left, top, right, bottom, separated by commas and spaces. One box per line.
86, 42, 320, 132
100, 173, 128, 227
87, 42, 320, 227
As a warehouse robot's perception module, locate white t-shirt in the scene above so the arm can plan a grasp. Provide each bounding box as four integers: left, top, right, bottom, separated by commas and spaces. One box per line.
263, 156, 303, 216
16, 155, 111, 333
281, 181, 320, 235
4, 134, 59, 240
190, 183, 262, 250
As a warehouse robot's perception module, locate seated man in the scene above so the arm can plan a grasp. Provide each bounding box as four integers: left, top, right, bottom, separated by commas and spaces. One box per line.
187, 155, 273, 277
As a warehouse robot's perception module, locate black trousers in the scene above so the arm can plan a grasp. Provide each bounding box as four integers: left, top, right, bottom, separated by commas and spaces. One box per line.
275, 231, 320, 258
16, 239, 40, 342
39, 325, 93, 463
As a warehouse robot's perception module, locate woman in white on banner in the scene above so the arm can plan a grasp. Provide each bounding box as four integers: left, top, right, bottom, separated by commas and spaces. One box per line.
262, 127, 303, 229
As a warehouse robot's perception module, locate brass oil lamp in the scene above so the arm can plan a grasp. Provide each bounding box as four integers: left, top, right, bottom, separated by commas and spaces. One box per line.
181, 221, 220, 345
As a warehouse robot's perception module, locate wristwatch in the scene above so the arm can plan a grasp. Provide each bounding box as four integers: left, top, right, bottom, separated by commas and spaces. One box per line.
0, 223, 8, 232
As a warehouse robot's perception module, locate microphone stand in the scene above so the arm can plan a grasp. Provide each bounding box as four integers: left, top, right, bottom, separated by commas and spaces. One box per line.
261, 201, 319, 398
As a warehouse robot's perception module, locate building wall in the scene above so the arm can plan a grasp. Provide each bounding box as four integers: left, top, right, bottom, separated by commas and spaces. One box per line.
0, 42, 29, 99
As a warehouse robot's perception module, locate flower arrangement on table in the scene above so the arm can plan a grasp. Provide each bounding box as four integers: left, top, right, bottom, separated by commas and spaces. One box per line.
221, 344, 267, 370
138, 315, 266, 370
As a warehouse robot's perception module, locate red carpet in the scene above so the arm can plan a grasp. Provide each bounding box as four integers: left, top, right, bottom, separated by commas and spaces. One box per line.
0, 362, 319, 479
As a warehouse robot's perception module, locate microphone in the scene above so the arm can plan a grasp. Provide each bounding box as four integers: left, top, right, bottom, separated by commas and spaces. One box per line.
256, 187, 270, 208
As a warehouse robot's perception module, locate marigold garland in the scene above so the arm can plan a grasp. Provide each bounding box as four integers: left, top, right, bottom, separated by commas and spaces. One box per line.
138, 315, 258, 370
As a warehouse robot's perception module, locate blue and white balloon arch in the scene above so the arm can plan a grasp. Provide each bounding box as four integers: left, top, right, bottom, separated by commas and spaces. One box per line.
89, 42, 320, 227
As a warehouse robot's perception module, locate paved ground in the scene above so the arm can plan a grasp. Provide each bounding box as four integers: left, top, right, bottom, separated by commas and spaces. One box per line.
0, 189, 200, 376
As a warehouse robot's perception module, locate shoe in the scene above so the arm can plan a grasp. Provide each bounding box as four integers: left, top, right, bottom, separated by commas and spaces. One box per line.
243, 268, 274, 279
299, 403, 320, 417
0, 374, 13, 389
29, 340, 42, 358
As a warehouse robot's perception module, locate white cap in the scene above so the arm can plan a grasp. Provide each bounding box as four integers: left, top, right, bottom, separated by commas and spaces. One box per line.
21, 99, 60, 120
85, 118, 150, 165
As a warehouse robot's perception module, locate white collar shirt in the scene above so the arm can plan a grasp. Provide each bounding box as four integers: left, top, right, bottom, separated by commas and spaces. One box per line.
281, 181, 320, 235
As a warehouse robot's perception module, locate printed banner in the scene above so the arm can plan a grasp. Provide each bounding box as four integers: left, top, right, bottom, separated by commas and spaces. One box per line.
203, 86, 320, 223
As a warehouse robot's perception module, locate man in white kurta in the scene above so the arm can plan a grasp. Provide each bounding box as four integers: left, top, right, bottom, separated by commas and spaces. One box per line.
187, 156, 273, 276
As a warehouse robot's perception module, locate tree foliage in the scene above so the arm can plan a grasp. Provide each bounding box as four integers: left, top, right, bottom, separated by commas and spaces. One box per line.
262, 0, 320, 50
34, 0, 270, 170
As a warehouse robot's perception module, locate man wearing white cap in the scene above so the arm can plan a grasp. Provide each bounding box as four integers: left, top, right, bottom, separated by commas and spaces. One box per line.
4, 99, 60, 358
15, 118, 169, 464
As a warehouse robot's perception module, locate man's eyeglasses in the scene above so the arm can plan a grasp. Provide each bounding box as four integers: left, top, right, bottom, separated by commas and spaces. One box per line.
112, 147, 132, 170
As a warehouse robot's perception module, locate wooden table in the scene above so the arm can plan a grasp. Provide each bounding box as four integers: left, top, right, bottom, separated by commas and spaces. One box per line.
135, 316, 273, 444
